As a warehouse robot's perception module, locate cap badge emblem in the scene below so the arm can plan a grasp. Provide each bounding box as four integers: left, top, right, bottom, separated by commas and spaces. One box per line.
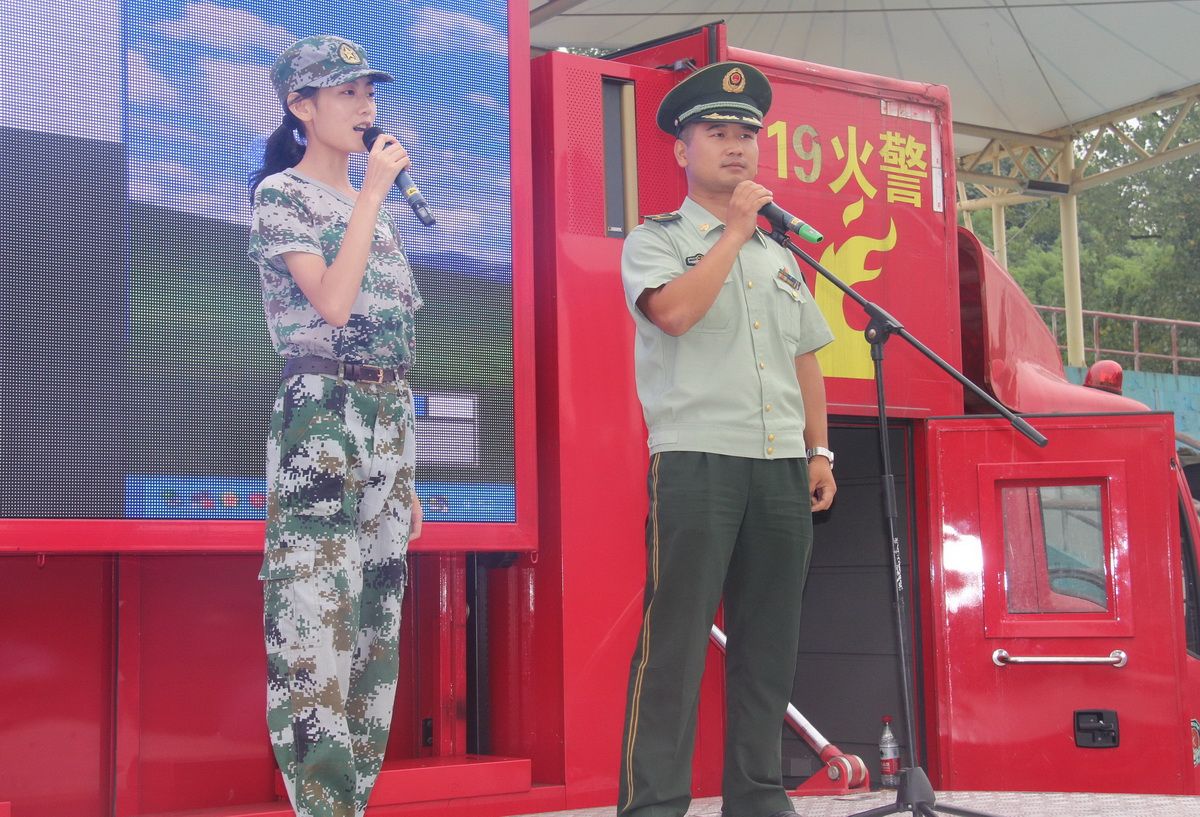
338, 43, 363, 65
722, 68, 746, 93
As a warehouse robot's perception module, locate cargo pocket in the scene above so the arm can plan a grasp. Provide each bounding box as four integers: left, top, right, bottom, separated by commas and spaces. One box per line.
260, 544, 317, 582
261, 548, 316, 661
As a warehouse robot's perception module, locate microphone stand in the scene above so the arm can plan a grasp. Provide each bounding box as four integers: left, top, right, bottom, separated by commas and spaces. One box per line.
765, 224, 1046, 817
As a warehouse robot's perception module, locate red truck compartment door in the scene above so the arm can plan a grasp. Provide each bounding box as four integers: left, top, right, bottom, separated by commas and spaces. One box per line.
921, 413, 1191, 794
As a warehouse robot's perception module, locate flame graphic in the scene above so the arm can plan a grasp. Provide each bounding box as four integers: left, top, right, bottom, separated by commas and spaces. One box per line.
815, 199, 898, 379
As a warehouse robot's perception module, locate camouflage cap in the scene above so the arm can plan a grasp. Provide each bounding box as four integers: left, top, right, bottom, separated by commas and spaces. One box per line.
656, 61, 772, 135
271, 35, 394, 105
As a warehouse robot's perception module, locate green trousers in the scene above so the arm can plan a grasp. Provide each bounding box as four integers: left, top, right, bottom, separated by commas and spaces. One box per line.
619, 452, 814, 817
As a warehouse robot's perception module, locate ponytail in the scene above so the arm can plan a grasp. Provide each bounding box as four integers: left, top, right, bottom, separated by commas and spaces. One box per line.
249, 90, 317, 199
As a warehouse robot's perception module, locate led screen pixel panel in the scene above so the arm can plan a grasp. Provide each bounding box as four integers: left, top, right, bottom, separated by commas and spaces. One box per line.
0, 0, 515, 524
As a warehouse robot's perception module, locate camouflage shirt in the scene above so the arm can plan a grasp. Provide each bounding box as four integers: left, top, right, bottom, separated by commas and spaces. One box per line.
249, 169, 422, 367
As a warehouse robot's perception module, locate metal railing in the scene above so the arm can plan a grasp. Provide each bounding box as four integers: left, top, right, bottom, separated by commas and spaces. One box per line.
1035, 306, 1200, 375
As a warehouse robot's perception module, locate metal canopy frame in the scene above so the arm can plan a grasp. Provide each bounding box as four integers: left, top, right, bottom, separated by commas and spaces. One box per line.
955, 83, 1200, 365
957, 83, 1200, 206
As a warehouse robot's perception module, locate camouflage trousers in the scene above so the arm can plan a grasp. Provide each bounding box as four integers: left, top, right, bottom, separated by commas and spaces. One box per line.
261, 372, 417, 817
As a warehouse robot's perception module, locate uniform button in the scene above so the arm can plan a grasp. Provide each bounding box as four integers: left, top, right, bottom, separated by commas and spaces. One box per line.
768, 433, 775, 442
759, 360, 765, 370
765, 404, 773, 412
767, 446, 774, 455
747, 281, 754, 289
754, 320, 761, 329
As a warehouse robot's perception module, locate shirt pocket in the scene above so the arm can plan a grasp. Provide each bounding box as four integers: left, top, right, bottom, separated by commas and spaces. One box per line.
772, 272, 808, 304
772, 276, 805, 347
692, 277, 739, 334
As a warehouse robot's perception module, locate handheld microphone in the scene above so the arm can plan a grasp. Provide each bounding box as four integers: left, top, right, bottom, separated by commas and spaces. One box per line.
361, 126, 436, 227
760, 201, 823, 244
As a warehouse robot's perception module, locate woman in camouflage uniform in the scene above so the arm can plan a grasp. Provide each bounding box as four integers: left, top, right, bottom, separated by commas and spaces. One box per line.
248, 35, 423, 817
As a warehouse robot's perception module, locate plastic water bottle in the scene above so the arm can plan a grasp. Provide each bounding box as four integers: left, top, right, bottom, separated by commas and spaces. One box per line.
879, 715, 901, 789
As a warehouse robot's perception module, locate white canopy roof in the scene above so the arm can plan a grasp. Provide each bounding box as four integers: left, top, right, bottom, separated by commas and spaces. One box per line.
530, 0, 1200, 154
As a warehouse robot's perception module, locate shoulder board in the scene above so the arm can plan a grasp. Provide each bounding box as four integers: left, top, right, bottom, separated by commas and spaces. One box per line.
643, 212, 682, 223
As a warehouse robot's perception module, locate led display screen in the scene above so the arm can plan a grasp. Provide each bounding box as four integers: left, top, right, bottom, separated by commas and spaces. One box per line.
0, 0, 516, 524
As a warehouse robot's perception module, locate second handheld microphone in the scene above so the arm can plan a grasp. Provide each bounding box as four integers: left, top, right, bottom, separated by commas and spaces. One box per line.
361, 126, 436, 227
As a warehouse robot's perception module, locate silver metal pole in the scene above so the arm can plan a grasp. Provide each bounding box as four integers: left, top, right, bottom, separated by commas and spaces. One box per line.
1059, 146, 1085, 367
709, 624, 830, 754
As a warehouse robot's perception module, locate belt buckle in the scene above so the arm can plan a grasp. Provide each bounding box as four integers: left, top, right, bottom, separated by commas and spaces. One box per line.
361, 365, 385, 384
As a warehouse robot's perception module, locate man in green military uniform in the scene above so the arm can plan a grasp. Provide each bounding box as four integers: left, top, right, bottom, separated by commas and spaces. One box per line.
618, 62, 837, 817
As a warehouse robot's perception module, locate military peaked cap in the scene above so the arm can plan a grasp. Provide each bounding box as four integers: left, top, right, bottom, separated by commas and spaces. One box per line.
656, 61, 772, 135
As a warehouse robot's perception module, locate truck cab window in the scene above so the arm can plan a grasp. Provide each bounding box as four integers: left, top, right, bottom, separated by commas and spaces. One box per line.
1001, 484, 1108, 613
1181, 501, 1200, 657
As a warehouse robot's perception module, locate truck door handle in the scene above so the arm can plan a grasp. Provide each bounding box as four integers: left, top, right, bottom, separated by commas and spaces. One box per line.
992, 649, 1127, 668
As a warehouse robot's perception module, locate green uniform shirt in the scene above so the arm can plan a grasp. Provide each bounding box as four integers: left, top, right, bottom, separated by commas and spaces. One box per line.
621, 196, 834, 459
249, 169, 422, 368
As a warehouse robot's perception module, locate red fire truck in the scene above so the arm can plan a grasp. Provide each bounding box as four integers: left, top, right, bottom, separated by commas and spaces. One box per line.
3, 18, 1199, 817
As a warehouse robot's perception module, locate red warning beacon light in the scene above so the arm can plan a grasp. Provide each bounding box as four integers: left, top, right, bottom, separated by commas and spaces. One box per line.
1084, 359, 1125, 394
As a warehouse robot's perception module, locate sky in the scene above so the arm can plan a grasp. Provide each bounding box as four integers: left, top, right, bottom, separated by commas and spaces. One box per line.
8, 0, 515, 267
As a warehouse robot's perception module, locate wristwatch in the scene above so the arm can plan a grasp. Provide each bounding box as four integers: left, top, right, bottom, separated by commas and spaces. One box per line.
806, 446, 835, 469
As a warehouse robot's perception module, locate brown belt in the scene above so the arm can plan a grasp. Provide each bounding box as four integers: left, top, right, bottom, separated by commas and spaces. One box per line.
281, 355, 407, 384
